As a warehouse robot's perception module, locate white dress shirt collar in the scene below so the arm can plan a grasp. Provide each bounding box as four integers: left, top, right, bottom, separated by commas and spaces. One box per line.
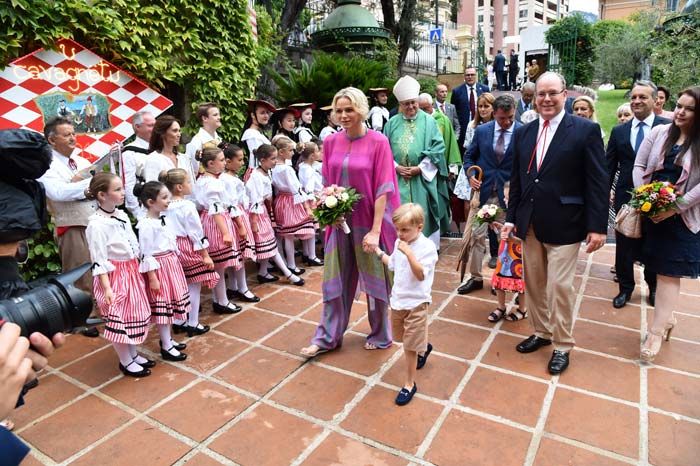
633, 112, 655, 129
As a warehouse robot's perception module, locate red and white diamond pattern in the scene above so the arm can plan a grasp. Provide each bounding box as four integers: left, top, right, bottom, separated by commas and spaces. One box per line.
0, 38, 172, 161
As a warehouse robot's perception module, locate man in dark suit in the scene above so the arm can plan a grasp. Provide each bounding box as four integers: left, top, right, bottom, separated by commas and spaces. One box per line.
515, 82, 536, 123
502, 72, 608, 375
434, 83, 460, 137
458, 95, 522, 295
508, 50, 520, 90
607, 80, 670, 309
451, 66, 489, 150
494, 50, 506, 91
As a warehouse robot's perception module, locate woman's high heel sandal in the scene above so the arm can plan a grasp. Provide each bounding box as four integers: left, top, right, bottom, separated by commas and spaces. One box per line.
640, 330, 664, 362
664, 317, 677, 341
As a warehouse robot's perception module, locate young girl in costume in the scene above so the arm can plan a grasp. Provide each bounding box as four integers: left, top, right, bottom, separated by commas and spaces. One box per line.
134, 181, 190, 362
272, 136, 322, 271
488, 182, 527, 323
246, 144, 305, 286
296, 141, 325, 266
221, 143, 259, 302
86, 173, 153, 377
193, 147, 244, 314
160, 168, 219, 337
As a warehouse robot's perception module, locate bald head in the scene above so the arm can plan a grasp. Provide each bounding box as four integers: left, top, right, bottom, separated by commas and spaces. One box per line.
535, 72, 567, 120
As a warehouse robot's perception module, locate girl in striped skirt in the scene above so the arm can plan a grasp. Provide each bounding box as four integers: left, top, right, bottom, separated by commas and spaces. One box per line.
296, 141, 325, 266
86, 173, 153, 377
193, 147, 244, 314
135, 181, 190, 362
271, 136, 319, 273
221, 143, 260, 302
160, 168, 219, 337
246, 144, 305, 286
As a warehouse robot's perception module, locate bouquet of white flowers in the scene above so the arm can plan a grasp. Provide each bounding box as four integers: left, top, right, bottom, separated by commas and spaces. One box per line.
474, 203, 502, 226
313, 185, 362, 234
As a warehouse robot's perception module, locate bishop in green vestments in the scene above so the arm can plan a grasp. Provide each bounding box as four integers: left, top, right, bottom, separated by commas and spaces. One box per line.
384, 76, 447, 248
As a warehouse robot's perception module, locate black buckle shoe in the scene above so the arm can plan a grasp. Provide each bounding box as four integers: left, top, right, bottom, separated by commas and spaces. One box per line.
516, 335, 552, 353
119, 361, 151, 377
457, 278, 484, 295
81, 327, 100, 338
257, 274, 279, 284
304, 257, 324, 266
160, 345, 187, 362
235, 290, 261, 303
548, 350, 570, 374
184, 324, 210, 337
213, 301, 243, 314
417, 343, 433, 370
160, 340, 186, 351
612, 292, 631, 309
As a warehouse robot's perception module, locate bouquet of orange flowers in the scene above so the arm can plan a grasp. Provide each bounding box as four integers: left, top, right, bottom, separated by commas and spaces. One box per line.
628, 181, 679, 216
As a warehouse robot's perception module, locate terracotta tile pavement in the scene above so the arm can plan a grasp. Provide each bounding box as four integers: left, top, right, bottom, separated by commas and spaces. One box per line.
11, 242, 700, 465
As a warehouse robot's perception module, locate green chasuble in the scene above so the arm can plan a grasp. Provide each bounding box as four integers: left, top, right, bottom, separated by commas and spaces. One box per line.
384, 110, 448, 236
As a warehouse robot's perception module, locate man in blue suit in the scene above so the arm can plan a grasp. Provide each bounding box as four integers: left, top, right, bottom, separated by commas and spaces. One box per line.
450, 66, 489, 151
458, 95, 522, 295
494, 50, 507, 91
502, 72, 608, 375
607, 80, 669, 308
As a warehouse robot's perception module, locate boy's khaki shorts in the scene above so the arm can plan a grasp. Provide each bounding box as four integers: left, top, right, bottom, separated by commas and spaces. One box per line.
391, 302, 429, 353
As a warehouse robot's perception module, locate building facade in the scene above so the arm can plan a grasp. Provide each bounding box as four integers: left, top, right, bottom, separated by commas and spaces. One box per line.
599, 0, 687, 20
457, 0, 569, 59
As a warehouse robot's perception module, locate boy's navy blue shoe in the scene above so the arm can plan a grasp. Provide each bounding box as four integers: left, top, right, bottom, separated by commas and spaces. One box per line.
417, 343, 433, 370
395, 383, 417, 406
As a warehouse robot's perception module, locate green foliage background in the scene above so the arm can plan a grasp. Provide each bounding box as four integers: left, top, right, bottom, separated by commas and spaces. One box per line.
651, 11, 700, 101
2, 0, 266, 278
545, 13, 595, 86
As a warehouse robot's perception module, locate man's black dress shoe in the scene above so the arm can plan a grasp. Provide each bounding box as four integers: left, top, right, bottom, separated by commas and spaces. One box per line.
648, 291, 656, 307
548, 350, 570, 374
488, 257, 498, 269
516, 335, 552, 353
457, 278, 483, 295
612, 292, 631, 309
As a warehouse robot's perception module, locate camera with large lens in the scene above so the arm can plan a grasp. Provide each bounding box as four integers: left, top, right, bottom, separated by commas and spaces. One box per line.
0, 263, 93, 337
0, 129, 93, 337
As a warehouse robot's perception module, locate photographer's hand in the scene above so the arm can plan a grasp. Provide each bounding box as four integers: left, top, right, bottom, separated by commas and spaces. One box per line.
0, 323, 32, 421
25, 332, 65, 383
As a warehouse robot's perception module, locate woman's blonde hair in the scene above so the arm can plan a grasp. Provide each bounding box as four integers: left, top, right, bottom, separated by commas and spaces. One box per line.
332, 87, 369, 121
159, 168, 189, 191
271, 135, 295, 151
392, 203, 425, 227
573, 95, 598, 123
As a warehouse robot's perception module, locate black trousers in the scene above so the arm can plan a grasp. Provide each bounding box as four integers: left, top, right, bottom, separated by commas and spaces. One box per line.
488, 227, 498, 258
615, 231, 657, 295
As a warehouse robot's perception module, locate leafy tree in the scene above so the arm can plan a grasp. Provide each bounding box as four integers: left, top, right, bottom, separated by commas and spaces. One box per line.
593, 11, 659, 88
651, 10, 700, 99
590, 19, 628, 45
545, 13, 595, 86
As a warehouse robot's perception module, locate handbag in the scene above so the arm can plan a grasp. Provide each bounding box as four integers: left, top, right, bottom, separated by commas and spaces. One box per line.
614, 204, 642, 238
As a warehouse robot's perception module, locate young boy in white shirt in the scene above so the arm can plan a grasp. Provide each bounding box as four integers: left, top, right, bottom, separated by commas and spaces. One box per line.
375, 203, 438, 406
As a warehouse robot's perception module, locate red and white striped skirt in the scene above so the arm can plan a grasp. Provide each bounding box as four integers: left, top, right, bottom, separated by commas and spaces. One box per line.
200, 210, 241, 270
233, 205, 256, 261
144, 251, 191, 325
273, 192, 315, 239
249, 208, 278, 260
175, 236, 220, 288
93, 258, 151, 345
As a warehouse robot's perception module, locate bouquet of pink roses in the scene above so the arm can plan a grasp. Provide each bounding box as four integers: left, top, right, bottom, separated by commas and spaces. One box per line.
474, 203, 503, 226
313, 185, 362, 234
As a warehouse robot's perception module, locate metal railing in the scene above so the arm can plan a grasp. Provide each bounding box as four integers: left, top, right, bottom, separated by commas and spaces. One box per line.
403, 35, 465, 74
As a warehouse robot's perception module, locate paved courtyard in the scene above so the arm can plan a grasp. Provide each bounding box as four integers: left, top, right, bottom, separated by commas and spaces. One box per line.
11, 240, 700, 466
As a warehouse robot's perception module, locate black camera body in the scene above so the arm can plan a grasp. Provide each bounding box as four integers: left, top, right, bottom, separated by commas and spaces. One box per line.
0, 129, 92, 337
